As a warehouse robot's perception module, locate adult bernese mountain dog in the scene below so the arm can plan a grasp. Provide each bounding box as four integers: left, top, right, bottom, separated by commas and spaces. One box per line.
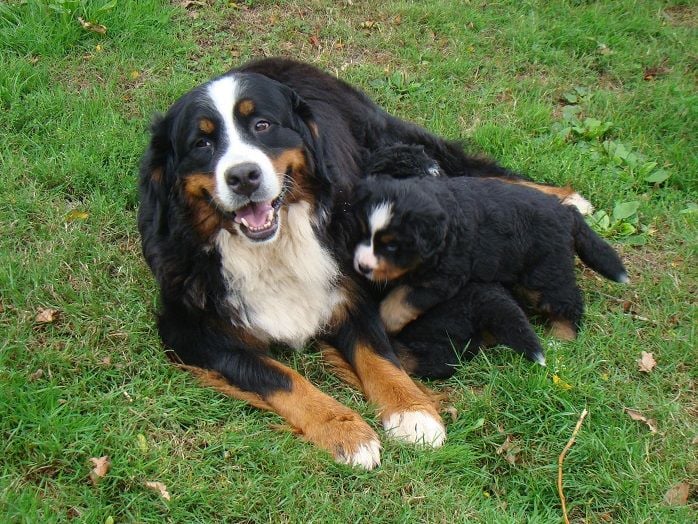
351, 145, 628, 354
138, 58, 593, 469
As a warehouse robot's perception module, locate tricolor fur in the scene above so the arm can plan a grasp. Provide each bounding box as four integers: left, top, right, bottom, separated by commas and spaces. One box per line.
138, 58, 593, 468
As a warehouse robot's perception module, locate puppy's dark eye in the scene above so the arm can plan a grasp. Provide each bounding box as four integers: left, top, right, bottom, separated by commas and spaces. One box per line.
384, 242, 399, 253
194, 138, 213, 149
254, 120, 271, 132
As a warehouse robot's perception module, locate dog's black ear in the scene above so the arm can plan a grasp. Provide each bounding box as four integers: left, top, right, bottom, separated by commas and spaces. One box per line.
413, 213, 448, 259
138, 113, 176, 266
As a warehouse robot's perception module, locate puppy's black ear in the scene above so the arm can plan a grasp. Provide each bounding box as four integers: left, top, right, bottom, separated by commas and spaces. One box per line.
413, 212, 448, 259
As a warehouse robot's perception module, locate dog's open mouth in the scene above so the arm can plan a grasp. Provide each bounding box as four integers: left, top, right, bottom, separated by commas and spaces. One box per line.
233, 193, 285, 242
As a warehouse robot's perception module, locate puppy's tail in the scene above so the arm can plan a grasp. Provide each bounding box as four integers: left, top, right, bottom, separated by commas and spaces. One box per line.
572, 211, 628, 283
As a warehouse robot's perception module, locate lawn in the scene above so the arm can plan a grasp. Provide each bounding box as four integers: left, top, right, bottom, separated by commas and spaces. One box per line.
0, 0, 696, 522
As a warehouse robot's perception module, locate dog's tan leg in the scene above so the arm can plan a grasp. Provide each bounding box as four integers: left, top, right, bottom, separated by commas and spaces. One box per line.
183, 361, 381, 469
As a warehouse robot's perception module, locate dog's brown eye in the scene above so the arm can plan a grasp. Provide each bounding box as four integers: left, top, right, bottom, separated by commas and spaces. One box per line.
254, 120, 271, 132
195, 138, 213, 149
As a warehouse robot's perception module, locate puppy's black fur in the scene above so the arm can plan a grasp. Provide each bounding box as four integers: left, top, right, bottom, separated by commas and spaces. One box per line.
352, 145, 627, 366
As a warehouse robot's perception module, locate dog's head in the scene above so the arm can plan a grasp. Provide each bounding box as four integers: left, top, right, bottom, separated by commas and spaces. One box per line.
139, 72, 324, 245
351, 175, 448, 283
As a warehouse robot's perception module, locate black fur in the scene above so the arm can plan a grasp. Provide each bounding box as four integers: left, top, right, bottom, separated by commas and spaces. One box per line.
138, 58, 586, 427
394, 282, 544, 378
351, 145, 627, 364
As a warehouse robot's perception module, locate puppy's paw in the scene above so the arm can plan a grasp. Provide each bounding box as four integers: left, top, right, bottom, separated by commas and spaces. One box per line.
382, 410, 446, 447
335, 438, 382, 470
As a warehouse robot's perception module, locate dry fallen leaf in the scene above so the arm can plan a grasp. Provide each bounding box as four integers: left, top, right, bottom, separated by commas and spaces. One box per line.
496, 436, 521, 465
663, 482, 690, 506
309, 35, 320, 48
145, 481, 171, 500
28, 369, 44, 382
624, 408, 658, 433
35, 308, 59, 324
77, 17, 107, 35
637, 351, 657, 373
89, 456, 111, 485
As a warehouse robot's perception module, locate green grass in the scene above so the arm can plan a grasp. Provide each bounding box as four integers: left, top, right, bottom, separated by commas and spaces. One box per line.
1, 0, 696, 522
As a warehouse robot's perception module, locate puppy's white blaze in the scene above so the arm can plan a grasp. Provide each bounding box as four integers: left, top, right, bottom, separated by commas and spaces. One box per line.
207, 76, 280, 211
617, 272, 629, 284
368, 202, 393, 235
382, 410, 446, 448
354, 243, 377, 273
563, 192, 594, 216
337, 440, 381, 470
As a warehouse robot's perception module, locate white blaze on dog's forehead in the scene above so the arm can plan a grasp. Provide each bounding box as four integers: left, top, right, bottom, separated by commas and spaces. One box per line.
206, 76, 280, 212
368, 202, 393, 235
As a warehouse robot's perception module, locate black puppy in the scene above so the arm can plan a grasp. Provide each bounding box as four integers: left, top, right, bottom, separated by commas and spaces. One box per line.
352, 145, 627, 353
350, 145, 544, 373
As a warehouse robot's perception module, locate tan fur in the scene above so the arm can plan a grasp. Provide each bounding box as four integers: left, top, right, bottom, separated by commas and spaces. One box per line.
550, 319, 577, 341
182, 173, 226, 238
199, 118, 215, 134
237, 99, 255, 116
489, 177, 575, 201
181, 363, 378, 462
352, 344, 442, 421
215, 201, 344, 348
379, 285, 420, 334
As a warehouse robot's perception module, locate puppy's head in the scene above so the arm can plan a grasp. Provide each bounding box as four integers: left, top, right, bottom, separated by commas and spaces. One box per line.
364, 143, 443, 179
139, 71, 323, 245
351, 176, 448, 283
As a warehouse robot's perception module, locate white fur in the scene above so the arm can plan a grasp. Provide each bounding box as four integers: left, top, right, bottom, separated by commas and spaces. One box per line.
382, 410, 446, 447
353, 202, 393, 275
563, 192, 594, 216
337, 439, 381, 470
207, 77, 281, 212
216, 201, 344, 348
354, 242, 377, 273
369, 202, 393, 234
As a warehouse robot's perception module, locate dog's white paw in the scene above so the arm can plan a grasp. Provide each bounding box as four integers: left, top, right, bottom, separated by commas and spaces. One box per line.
383, 410, 446, 447
337, 439, 382, 470
563, 192, 594, 215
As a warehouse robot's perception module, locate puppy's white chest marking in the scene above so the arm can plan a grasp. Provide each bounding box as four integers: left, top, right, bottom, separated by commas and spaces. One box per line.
216, 202, 343, 348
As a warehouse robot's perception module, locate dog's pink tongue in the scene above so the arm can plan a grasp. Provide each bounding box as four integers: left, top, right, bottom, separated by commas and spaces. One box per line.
234, 201, 273, 228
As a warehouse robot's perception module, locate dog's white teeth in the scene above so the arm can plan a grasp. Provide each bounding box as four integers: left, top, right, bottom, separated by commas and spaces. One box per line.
240, 218, 250, 228
266, 209, 274, 222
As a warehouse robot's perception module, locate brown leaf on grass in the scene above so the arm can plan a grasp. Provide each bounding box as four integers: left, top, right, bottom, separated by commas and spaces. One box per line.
145, 481, 171, 500
88, 456, 111, 485
496, 436, 521, 465
77, 17, 107, 35
309, 35, 320, 49
28, 369, 44, 382
663, 482, 690, 506
644, 64, 671, 81
624, 408, 658, 433
692, 436, 698, 446
35, 308, 59, 324
637, 351, 657, 373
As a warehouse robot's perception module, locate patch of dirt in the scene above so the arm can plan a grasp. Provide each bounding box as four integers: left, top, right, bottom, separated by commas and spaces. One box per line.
663, 5, 697, 28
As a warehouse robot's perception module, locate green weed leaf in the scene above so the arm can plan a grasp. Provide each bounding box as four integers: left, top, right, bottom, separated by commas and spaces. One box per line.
645, 169, 670, 184
613, 201, 640, 221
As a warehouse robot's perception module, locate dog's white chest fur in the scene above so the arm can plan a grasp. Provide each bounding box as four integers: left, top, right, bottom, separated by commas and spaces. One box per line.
215, 202, 343, 348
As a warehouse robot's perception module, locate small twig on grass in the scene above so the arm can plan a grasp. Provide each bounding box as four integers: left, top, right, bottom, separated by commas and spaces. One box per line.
558, 408, 589, 524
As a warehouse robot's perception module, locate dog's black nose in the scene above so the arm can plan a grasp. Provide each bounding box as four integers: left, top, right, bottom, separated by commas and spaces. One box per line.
357, 263, 372, 275
225, 163, 262, 196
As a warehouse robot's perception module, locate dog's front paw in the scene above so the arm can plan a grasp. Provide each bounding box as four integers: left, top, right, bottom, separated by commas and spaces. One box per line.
311, 413, 382, 470
382, 410, 446, 447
